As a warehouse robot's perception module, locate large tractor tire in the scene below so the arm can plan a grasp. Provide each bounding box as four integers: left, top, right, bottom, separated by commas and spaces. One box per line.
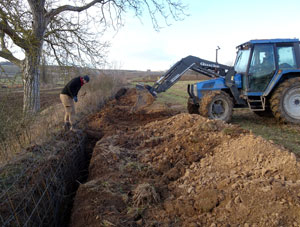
199, 91, 233, 122
187, 98, 199, 114
270, 77, 300, 123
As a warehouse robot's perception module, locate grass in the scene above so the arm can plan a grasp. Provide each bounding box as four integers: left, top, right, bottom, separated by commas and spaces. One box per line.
135, 79, 300, 156
142, 80, 199, 106
232, 109, 300, 155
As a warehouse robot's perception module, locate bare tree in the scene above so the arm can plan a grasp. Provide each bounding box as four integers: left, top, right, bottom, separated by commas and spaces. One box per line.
0, 0, 186, 113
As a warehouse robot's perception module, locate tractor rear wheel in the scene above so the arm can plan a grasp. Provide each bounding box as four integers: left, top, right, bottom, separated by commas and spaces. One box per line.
199, 91, 233, 122
187, 98, 199, 114
270, 77, 300, 123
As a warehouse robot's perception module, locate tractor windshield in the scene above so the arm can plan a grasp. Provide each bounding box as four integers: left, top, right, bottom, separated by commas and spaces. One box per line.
234, 49, 250, 73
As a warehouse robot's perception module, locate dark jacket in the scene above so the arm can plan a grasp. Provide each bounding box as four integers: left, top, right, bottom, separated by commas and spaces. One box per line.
61, 76, 82, 98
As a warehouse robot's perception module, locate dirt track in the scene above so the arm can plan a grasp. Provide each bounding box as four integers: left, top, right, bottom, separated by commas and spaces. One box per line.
70, 88, 300, 227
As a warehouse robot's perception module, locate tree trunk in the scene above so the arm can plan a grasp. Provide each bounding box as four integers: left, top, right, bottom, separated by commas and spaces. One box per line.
23, 52, 41, 113
22, 0, 47, 114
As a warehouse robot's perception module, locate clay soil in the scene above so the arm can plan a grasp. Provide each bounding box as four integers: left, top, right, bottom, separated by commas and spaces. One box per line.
70, 88, 300, 227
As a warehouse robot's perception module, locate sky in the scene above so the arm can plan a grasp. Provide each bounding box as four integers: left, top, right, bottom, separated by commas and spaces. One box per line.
105, 0, 300, 71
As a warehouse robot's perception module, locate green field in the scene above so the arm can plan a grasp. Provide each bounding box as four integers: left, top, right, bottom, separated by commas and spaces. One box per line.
155, 80, 196, 106
144, 80, 300, 156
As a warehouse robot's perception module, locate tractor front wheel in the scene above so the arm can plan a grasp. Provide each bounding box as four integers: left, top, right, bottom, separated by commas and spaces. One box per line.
270, 77, 300, 123
199, 91, 233, 122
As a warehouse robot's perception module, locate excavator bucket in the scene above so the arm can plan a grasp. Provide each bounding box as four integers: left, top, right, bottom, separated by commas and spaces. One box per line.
132, 83, 156, 112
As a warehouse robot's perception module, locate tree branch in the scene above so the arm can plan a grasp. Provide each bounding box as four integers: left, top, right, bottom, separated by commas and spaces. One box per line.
0, 30, 7, 51
0, 50, 22, 67
0, 24, 29, 51
45, 0, 107, 22
0, 25, 22, 67
0, 12, 28, 51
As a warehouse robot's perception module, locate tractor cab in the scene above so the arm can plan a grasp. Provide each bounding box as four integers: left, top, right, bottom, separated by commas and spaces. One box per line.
234, 39, 300, 96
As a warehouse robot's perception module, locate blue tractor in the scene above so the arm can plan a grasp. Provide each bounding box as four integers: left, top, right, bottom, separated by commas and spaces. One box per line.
136, 38, 300, 123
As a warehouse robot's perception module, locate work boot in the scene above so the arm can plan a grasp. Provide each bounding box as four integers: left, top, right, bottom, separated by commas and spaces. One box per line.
64, 122, 71, 131
70, 125, 78, 131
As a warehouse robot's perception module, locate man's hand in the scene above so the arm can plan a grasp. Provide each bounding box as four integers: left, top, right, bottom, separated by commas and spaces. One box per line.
73, 96, 78, 102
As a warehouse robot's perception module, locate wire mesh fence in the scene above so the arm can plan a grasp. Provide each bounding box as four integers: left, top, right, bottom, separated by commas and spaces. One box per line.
0, 130, 87, 227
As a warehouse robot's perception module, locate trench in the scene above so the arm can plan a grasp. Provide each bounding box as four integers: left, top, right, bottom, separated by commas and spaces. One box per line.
0, 128, 103, 227
57, 130, 101, 227
1, 88, 176, 227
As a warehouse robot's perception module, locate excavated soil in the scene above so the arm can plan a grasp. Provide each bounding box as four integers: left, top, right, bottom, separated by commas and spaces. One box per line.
70, 88, 300, 227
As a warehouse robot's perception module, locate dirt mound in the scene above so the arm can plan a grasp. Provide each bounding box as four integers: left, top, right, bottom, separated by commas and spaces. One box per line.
81, 88, 174, 134
150, 134, 300, 226
70, 88, 300, 227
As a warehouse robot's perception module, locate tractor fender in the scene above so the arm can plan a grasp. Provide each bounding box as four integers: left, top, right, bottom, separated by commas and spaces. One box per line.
264, 70, 300, 96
